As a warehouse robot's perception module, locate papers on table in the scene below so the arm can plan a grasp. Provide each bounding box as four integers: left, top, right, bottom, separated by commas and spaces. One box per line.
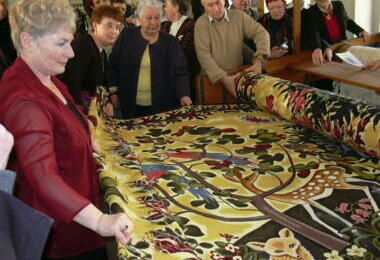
336, 51, 364, 68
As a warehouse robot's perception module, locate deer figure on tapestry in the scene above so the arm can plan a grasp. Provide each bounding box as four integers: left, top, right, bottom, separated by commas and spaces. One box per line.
248, 228, 315, 260
232, 168, 379, 238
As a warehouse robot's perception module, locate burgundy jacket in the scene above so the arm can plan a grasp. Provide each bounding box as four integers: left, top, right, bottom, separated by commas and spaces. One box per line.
0, 58, 104, 257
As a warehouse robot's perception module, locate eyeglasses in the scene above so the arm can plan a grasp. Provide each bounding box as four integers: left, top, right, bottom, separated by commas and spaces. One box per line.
268, 5, 285, 11
101, 22, 122, 32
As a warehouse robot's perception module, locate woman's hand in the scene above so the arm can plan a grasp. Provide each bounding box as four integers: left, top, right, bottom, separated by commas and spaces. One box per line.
103, 102, 114, 117
312, 48, 324, 66
365, 60, 380, 71
270, 46, 288, 59
74, 204, 134, 245
359, 31, 371, 43
110, 95, 119, 108
0, 124, 14, 170
312, 48, 332, 66
180, 96, 192, 106
87, 120, 100, 153
97, 213, 134, 245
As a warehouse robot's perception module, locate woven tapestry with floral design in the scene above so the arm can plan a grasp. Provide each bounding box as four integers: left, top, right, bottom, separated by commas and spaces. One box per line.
90, 73, 380, 260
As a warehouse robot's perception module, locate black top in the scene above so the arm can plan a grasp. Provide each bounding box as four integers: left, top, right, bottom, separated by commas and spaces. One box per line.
66, 102, 88, 130
302, 1, 364, 51
259, 13, 294, 53
108, 26, 190, 119
58, 33, 107, 105
0, 18, 17, 77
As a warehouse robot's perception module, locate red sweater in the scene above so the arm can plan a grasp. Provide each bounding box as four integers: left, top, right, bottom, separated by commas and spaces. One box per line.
324, 12, 343, 43
0, 58, 104, 257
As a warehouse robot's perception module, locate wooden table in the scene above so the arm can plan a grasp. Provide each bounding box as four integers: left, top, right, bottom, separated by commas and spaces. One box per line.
290, 61, 380, 92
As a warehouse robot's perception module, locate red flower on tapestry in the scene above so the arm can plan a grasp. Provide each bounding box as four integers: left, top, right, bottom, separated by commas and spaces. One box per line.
357, 120, 369, 132
208, 160, 232, 169
297, 171, 310, 178
296, 115, 313, 129
220, 234, 239, 240
147, 171, 167, 181
172, 126, 196, 137
147, 211, 165, 220
321, 119, 332, 132
185, 111, 201, 119
155, 240, 194, 254
288, 89, 314, 113
266, 95, 274, 111
333, 124, 344, 139
221, 128, 236, 133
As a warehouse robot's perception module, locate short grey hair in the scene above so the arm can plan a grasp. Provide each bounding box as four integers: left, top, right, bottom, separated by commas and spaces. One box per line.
136, 0, 163, 18
9, 0, 76, 51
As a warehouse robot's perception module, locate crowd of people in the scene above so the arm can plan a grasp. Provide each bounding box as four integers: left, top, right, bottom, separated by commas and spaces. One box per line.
0, 0, 379, 259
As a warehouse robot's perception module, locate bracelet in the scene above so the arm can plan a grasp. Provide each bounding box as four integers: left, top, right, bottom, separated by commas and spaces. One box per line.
96, 213, 105, 233
253, 55, 266, 66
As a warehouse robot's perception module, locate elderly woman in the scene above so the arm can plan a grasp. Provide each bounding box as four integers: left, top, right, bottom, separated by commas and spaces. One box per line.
303, 0, 370, 66
109, 0, 192, 119
0, 0, 133, 259
161, 0, 199, 100
258, 0, 294, 59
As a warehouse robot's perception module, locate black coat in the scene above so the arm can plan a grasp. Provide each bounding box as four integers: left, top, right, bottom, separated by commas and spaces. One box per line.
58, 33, 107, 105
302, 1, 364, 51
0, 18, 17, 78
108, 27, 190, 119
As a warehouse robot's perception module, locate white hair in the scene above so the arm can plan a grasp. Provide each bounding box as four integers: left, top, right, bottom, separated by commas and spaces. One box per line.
136, 0, 163, 18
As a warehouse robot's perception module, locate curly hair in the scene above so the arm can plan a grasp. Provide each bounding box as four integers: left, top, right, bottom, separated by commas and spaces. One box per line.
9, 0, 76, 51
136, 0, 163, 18
90, 5, 125, 25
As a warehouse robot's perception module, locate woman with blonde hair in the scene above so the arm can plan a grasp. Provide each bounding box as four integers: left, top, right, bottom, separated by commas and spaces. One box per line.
0, 0, 133, 259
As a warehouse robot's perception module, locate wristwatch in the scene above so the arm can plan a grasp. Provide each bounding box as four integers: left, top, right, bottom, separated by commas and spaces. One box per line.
253, 55, 267, 66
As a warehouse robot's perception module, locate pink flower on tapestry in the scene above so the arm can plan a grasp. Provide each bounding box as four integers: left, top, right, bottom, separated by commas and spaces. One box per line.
288, 90, 299, 104
336, 203, 350, 214
350, 214, 366, 223
211, 251, 224, 260
266, 95, 274, 111
355, 209, 370, 218
358, 203, 373, 210
294, 97, 307, 113
300, 89, 315, 96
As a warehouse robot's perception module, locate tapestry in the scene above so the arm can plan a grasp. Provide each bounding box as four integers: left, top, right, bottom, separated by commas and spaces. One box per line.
90, 73, 380, 260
